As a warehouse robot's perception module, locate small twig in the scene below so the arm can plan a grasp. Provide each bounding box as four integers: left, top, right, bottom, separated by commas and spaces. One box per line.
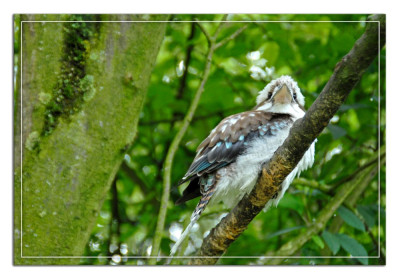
212, 14, 228, 41
215, 25, 248, 49
329, 150, 385, 193
195, 20, 212, 46
292, 177, 332, 193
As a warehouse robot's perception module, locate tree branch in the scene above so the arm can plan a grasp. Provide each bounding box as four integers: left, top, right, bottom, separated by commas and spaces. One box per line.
292, 177, 332, 193
189, 14, 385, 265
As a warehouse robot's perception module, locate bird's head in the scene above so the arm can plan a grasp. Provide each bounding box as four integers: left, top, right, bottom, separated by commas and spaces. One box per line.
254, 75, 305, 117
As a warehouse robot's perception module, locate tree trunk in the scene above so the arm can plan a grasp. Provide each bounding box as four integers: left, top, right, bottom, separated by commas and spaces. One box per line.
14, 14, 168, 265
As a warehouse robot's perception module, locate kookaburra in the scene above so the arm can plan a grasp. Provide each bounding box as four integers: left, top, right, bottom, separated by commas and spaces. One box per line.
171, 75, 316, 255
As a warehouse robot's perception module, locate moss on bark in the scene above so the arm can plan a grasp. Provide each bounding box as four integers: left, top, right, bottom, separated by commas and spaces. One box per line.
14, 14, 168, 265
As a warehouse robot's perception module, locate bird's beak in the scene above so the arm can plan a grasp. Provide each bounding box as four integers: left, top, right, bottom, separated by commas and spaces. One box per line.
273, 84, 292, 104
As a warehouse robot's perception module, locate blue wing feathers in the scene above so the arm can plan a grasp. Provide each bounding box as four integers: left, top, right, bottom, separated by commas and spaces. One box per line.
176, 112, 293, 203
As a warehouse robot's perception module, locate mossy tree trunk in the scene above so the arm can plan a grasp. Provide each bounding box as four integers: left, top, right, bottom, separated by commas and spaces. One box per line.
14, 14, 168, 265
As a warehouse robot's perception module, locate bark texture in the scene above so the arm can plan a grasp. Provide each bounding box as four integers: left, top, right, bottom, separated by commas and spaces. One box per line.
189, 14, 386, 265
14, 14, 168, 265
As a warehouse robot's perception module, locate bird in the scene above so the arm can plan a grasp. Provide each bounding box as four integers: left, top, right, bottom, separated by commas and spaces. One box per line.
170, 75, 316, 256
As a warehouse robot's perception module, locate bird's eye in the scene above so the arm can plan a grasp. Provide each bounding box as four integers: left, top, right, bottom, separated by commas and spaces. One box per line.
267, 91, 273, 100
293, 92, 297, 100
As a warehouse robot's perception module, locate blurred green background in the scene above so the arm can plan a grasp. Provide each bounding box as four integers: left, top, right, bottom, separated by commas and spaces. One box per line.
76, 14, 385, 265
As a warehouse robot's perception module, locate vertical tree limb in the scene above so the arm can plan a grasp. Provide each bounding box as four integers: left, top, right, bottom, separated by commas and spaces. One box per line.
189, 14, 385, 265
176, 20, 196, 100
149, 21, 218, 264
150, 20, 247, 263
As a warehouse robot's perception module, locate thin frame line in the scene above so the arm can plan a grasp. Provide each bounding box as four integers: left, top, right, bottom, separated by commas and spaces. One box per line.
19, 19, 383, 261
20, 255, 381, 259
378, 20, 381, 259
20, 20, 380, 23
20, 19, 23, 259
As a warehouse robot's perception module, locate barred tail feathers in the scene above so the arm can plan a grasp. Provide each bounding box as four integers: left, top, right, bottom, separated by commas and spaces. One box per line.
170, 186, 216, 256
169, 213, 197, 256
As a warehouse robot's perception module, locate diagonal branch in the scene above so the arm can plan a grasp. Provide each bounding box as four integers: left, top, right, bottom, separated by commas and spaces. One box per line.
189, 14, 386, 265
215, 25, 248, 49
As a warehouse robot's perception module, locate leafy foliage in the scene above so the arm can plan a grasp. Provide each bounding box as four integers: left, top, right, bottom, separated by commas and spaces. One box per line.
82, 14, 385, 265
337, 206, 366, 232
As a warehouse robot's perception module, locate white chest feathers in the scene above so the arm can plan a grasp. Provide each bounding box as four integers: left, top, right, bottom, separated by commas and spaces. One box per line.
211, 121, 315, 209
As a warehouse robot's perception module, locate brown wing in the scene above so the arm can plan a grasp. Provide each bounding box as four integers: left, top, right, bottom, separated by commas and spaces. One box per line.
178, 111, 292, 185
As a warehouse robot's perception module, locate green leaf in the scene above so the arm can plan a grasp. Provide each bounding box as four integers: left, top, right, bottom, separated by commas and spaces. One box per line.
312, 235, 325, 249
357, 204, 376, 228
337, 206, 366, 232
322, 231, 340, 255
266, 226, 304, 239
336, 234, 368, 265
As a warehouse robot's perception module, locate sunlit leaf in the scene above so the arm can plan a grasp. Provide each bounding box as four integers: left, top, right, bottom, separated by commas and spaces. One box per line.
312, 235, 325, 249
